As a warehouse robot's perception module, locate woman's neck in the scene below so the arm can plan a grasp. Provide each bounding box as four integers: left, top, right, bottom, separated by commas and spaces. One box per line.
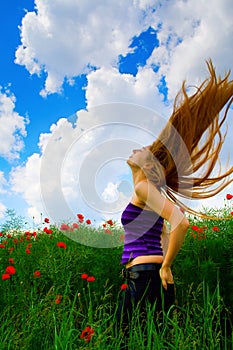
131, 168, 147, 186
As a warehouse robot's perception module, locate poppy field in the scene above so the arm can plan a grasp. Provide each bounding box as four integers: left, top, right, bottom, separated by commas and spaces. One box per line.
0, 195, 233, 349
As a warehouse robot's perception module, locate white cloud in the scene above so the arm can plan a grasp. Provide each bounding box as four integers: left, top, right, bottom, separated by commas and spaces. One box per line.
15, 0, 233, 102
10, 153, 43, 222
0, 88, 28, 160
101, 182, 119, 202
10, 118, 77, 223
85, 66, 167, 112
37, 117, 70, 153
0, 171, 7, 194
9, 102, 168, 225
15, 0, 156, 96
147, 0, 233, 99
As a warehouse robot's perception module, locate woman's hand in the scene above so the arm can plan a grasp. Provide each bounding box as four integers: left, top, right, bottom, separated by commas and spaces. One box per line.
159, 266, 174, 290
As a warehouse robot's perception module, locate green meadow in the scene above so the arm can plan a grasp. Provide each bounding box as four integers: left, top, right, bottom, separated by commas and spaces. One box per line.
0, 198, 233, 349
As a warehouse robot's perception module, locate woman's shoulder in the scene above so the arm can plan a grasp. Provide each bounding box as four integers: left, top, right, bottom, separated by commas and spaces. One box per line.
134, 179, 160, 199
132, 181, 160, 211
130, 190, 146, 209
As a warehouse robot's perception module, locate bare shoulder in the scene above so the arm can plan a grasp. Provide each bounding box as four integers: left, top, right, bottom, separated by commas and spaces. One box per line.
134, 180, 161, 201
134, 180, 165, 214
135, 181, 189, 228
135, 181, 180, 221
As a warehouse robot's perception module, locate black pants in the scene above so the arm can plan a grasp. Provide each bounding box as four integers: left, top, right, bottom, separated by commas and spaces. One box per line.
116, 264, 175, 331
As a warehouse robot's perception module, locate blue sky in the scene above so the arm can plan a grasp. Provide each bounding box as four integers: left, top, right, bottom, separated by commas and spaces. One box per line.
0, 0, 87, 162
0, 0, 233, 228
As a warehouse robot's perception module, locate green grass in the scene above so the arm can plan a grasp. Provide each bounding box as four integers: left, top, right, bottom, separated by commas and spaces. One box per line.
0, 203, 233, 349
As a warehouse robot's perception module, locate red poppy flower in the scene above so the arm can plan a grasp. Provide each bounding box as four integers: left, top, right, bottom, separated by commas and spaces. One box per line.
55, 294, 62, 304
43, 227, 52, 234
81, 273, 88, 279
8, 258, 14, 264
121, 283, 128, 291
77, 213, 84, 219
25, 248, 31, 254
80, 326, 94, 343
44, 218, 50, 223
226, 194, 233, 200
60, 223, 70, 231
56, 242, 67, 249
0, 232, 3, 236
212, 226, 220, 232
191, 225, 199, 231
13, 238, 18, 244
72, 223, 79, 229
34, 271, 41, 278
107, 219, 114, 226
5, 266, 16, 275
86, 219, 91, 225
7, 234, 12, 238
2, 273, 11, 281
231, 212, 233, 215
102, 223, 106, 228
87, 276, 95, 282
104, 229, 111, 234
77, 213, 84, 223
0, 244, 5, 249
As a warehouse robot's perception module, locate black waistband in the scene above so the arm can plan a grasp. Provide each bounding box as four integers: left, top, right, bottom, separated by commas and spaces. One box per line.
127, 263, 162, 272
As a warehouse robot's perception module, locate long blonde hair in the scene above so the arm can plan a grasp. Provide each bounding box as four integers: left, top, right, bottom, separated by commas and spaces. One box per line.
150, 60, 233, 218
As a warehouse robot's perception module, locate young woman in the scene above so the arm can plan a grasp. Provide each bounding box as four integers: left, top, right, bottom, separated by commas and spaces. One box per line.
117, 60, 233, 329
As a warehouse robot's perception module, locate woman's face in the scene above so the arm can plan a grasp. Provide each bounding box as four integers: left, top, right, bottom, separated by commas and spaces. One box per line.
127, 146, 152, 168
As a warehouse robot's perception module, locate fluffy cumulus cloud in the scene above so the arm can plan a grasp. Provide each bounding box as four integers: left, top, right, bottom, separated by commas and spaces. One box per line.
15, 0, 156, 96
0, 171, 7, 194
15, 0, 233, 100
9, 101, 166, 224
10, 153, 43, 221
10, 118, 76, 222
147, 0, 233, 98
85, 66, 167, 112
0, 88, 28, 160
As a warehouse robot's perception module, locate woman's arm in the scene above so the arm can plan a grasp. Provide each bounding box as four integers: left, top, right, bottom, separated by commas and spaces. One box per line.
135, 180, 190, 289
161, 222, 170, 257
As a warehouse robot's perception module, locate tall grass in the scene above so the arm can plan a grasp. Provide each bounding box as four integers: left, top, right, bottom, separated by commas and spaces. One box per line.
0, 203, 232, 349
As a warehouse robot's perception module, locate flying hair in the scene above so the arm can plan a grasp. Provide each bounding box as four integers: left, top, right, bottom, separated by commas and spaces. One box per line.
150, 59, 233, 219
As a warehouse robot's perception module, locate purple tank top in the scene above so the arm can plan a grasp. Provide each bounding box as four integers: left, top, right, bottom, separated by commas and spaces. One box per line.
121, 202, 164, 264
